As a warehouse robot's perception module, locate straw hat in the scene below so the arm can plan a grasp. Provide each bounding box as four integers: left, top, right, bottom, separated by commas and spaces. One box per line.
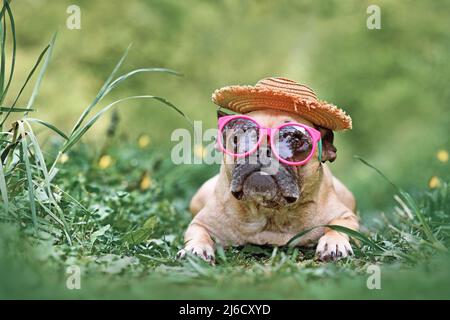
212, 77, 352, 131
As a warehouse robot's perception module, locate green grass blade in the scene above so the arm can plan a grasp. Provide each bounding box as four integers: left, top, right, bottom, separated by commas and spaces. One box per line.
2, 121, 17, 166
0, 45, 50, 126
25, 32, 57, 113
70, 44, 132, 136
24, 120, 72, 244
186, 256, 210, 276
17, 121, 37, 227
287, 224, 386, 253
0, 158, 8, 209
53, 184, 92, 215
62, 95, 191, 153
24, 120, 58, 193
0, 1, 8, 20
354, 155, 399, 192
286, 226, 317, 246
325, 225, 386, 253
355, 155, 445, 250
105, 68, 182, 96
0, 1, 16, 105
0, 1, 7, 19
26, 118, 69, 140
0, 107, 35, 112
400, 190, 446, 251
35, 200, 64, 227
0, 4, 6, 99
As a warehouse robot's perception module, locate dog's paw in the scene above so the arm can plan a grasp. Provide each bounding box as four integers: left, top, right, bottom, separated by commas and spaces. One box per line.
316, 232, 353, 262
177, 242, 215, 265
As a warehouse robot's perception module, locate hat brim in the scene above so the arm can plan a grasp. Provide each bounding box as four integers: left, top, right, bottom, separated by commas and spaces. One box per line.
212, 85, 352, 131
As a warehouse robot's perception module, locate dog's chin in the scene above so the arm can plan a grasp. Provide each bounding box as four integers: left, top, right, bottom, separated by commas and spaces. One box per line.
252, 198, 284, 209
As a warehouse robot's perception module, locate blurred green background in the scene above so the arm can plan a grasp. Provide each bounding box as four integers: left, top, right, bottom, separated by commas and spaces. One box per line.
7, 0, 449, 212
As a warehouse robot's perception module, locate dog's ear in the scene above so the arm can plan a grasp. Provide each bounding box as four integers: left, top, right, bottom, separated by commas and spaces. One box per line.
317, 127, 337, 162
215, 109, 228, 151
217, 109, 228, 119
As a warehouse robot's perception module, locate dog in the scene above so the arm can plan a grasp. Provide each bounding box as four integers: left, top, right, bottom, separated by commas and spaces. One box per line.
177, 78, 359, 264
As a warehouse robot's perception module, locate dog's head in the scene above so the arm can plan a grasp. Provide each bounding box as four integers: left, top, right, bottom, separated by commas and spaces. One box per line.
221, 109, 337, 209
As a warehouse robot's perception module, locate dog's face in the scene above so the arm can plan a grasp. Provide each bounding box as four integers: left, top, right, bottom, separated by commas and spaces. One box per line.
221, 110, 337, 209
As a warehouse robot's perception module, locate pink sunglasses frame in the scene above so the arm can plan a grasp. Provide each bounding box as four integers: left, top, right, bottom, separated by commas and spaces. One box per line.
217, 115, 322, 166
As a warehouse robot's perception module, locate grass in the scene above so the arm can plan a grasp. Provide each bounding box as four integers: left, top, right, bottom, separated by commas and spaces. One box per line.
0, 138, 449, 299
0, 1, 186, 243
0, 1, 449, 299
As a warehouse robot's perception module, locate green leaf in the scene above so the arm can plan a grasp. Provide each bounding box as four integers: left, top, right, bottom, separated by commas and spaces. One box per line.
90, 224, 111, 246
123, 216, 158, 245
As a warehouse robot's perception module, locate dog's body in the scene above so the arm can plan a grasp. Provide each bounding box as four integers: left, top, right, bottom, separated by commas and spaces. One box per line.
179, 110, 359, 263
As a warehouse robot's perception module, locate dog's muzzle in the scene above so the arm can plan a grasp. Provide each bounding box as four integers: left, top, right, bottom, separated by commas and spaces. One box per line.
229, 150, 300, 207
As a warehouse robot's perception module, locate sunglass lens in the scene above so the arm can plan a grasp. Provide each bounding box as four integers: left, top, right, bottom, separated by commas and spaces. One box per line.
221, 118, 259, 155
273, 125, 313, 163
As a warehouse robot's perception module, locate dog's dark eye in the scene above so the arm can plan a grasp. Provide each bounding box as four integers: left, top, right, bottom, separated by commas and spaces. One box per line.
222, 118, 259, 154
284, 131, 309, 151
275, 125, 313, 162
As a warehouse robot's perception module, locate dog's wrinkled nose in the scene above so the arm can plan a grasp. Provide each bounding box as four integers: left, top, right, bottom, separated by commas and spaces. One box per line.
229, 145, 301, 206
284, 195, 298, 203
242, 172, 278, 201
231, 190, 243, 200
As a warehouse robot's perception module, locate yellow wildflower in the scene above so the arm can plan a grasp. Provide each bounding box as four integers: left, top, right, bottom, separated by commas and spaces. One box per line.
138, 135, 151, 149
59, 153, 69, 164
98, 155, 113, 169
428, 176, 441, 189
436, 150, 448, 163
140, 172, 152, 190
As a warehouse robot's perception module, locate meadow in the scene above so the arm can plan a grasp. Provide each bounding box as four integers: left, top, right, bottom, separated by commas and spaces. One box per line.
0, 0, 449, 299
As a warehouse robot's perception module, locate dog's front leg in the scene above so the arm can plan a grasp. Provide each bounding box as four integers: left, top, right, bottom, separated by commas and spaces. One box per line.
177, 222, 215, 264
316, 210, 359, 261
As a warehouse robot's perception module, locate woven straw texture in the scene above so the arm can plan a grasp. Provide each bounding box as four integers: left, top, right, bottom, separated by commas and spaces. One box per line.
212, 77, 352, 131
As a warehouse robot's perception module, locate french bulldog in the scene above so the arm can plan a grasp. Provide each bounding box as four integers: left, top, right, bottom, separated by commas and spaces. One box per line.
178, 109, 358, 264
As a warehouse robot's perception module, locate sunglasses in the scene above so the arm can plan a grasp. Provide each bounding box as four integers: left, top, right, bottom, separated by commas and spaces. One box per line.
217, 115, 323, 166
